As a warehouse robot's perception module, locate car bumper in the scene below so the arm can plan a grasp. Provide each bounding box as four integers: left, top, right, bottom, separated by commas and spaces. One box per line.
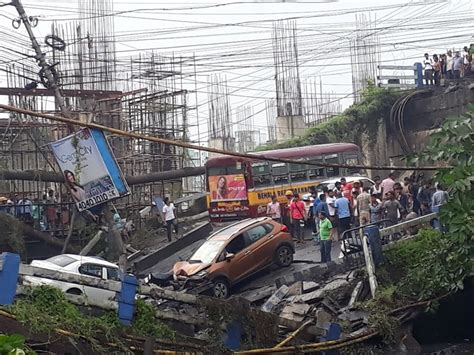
174, 275, 213, 294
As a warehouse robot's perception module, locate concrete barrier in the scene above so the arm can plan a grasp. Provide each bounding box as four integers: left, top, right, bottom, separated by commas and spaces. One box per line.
132, 221, 213, 274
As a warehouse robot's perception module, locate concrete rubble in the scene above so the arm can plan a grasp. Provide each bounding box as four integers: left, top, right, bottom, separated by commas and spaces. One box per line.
140, 260, 374, 349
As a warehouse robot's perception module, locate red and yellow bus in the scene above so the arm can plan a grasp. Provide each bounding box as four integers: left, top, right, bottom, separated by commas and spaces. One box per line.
206, 143, 362, 222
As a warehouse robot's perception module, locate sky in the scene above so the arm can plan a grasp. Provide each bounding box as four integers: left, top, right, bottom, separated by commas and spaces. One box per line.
0, 0, 473, 148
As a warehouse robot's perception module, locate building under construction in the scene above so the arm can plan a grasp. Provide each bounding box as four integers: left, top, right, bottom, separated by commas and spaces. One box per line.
0, 0, 199, 228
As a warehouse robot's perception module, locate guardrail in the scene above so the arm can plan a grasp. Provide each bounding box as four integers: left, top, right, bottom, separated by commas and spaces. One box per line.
341, 213, 438, 269
377, 63, 423, 89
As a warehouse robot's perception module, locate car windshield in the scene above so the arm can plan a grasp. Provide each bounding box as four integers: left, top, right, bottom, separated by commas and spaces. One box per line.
189, 240, 225, 264
44, 255, 76, 267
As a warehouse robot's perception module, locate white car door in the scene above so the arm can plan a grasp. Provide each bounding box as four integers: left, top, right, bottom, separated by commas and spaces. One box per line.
78, 263, 116, 303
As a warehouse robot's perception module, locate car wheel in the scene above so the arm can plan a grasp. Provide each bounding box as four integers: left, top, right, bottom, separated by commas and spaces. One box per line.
212, 278, 230, 299
275, 245, 293, 267
66, 288, 82, 295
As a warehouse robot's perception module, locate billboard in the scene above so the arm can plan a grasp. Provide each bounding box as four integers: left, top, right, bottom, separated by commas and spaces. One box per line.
51, 128, 130, 212
208, 174, 247, 202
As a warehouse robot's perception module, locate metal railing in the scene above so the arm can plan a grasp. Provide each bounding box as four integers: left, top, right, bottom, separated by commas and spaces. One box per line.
0, 201, 76, 235
340, 213, 437, 269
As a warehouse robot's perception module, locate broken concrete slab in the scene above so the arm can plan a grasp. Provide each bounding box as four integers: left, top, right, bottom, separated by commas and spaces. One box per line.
290, 288, 324, 304
280, 303, 311, 323
302, 281, 319, 293
261, 285, 289, 313
239, 285, 276, 303
275, 262, 347, 289
320, 278, 349, 292
287, 281, 303, 296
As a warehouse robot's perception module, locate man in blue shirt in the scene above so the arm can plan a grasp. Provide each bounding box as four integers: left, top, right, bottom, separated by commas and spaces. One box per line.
334, 192, 351, 239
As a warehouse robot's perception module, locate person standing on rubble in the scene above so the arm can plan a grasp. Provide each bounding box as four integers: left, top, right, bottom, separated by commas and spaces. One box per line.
163, 197, 179, 242
319, 211, 333, 263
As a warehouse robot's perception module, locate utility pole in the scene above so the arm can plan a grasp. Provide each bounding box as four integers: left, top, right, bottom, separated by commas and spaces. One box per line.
10, 0, 72, 126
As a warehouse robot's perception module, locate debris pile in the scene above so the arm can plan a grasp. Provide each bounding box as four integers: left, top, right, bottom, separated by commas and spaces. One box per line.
142, 262, 376, 351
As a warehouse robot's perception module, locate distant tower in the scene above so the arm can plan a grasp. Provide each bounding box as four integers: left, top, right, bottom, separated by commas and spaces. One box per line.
207, 75, 235, 157
350, 14, 381, 102
272, 20, 305, 142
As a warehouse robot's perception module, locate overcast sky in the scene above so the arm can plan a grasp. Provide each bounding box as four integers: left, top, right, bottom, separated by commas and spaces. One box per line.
1, 0, 473, 146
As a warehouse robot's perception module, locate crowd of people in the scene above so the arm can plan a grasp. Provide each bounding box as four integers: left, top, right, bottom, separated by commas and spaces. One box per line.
0, 190, 72, 233
266, 173, 449, 263
423, 46, 473, 85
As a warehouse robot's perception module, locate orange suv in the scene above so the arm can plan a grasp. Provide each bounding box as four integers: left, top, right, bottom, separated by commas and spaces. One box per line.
173, 217, 294, 298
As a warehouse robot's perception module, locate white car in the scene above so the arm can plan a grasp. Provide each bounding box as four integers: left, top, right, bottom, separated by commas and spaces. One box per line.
319, 176, 375, 191
23, 254, 119, 303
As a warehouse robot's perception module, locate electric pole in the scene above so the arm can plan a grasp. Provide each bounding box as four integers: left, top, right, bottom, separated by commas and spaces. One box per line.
10, 0, 72, 126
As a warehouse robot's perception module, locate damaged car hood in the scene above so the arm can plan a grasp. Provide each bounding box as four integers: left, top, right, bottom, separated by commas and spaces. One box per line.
173, 261, 211, 277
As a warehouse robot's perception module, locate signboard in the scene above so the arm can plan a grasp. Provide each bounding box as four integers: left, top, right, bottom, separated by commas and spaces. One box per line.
51, 128, 130, 212
208, 174, 247, 202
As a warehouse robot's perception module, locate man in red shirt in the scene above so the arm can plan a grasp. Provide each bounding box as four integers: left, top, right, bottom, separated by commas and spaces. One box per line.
290, 193, 307, 244
341, 177, 353, 203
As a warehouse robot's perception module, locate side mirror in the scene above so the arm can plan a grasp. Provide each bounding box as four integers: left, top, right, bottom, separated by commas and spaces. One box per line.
225, 253, 235, 262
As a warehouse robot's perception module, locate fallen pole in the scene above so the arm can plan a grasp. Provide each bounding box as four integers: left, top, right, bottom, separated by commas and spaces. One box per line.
0, 104, 445, 171
0, 167, 205, 185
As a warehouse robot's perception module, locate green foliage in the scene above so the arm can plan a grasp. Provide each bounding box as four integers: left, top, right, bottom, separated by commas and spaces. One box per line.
362, 286, 400, 343
8, 286, 175, 350
384, 229, 470, 300
0, 334, 34, 355
131, 300, 175, 340
9, 286, 121, 342
256, 84, 402, 150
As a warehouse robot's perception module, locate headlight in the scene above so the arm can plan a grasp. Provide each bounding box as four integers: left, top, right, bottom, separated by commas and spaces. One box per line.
195, 270, 209, 278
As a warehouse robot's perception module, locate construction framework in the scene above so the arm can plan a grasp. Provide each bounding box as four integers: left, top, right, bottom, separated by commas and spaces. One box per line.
0, 0, 199, 229
350, 14, 381, 102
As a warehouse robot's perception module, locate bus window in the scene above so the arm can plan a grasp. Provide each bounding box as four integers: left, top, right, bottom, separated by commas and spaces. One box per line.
307, 157, 325, 179
325, 153, 341, 177
252, 162, 271, 187
344, 153, 361, 175
271, 163, 289, 184
289, 162, 308, 182
208, 166, 227, 176
208, 165, 243, 177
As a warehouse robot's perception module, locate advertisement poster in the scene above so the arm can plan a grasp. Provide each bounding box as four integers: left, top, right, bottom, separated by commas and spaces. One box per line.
51, 128, 130, 212
208, 174, 247, 202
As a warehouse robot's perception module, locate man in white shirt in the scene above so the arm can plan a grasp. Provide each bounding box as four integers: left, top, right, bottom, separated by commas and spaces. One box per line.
446, 50, 454, 79
163, 197, 178, 242
423, 53, 433, 85
326, 190, 337, 240
267, 195, 281, 222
